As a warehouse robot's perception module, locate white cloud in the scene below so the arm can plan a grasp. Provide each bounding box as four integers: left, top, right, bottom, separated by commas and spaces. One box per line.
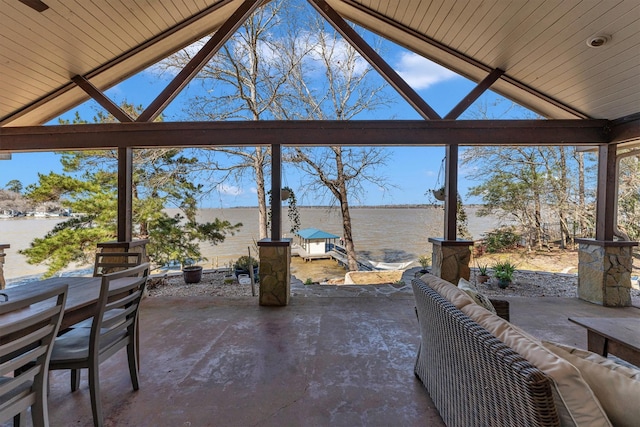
395, 52, 458, 90
302, 32, 369, 77
217, 184, 243, 196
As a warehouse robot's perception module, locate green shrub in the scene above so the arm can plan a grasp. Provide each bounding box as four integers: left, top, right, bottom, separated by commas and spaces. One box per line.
493, 260, 516, 282
233, 255, 258, 271
418, 254, 431, 269
482, 227, 521, 253
304, 278, 313, 285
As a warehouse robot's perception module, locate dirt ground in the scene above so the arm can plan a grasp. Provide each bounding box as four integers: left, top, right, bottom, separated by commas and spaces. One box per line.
474, 246, 640, 276
473, 247, 581, 274
287, 246, 640, 283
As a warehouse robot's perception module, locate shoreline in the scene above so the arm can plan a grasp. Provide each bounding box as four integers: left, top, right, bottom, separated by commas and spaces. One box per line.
146, 266, 640, 307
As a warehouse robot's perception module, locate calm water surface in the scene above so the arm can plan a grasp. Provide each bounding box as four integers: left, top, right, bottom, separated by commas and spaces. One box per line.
0, 206, 500, 284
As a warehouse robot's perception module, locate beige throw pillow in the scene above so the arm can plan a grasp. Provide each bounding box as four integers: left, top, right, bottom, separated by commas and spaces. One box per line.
543, 341, 640, 427
461, 303, 612, 427
458, 278, 496, 314
418, 274, 475, 310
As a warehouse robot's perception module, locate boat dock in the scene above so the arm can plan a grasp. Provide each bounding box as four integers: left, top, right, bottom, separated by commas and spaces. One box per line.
292, 243, 375, 271
292, 228, 415, 271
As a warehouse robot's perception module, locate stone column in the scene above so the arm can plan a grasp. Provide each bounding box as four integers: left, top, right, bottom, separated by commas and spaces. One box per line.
258, 238, 291, 306
0, 243, 9, 290
428, 238, 473, 285
576, 238, 637, 307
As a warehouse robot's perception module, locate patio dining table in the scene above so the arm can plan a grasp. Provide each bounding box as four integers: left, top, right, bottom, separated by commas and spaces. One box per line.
0, 276, 138, 330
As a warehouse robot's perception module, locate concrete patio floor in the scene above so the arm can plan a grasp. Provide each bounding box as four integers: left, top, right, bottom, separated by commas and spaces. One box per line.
8, 277, 640, 427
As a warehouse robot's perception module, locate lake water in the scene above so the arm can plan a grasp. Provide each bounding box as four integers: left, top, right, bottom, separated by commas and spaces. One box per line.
0, 206, 500, 284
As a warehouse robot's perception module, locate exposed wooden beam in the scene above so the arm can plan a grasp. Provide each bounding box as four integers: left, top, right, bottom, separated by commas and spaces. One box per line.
117, 147, 133, 241
339, 0, 589, 119
72, 76, 134, 123
610, 113, 640, 144
271, 144, 282, 240
596, 144, 617, 241
444, 69, 504, 120
444, 144, 458, 240
1, 0, 237, 127
308, 0, 441, 120
18, 0, 48, 12
137, 0, 263, 122
0, 120, 611, 152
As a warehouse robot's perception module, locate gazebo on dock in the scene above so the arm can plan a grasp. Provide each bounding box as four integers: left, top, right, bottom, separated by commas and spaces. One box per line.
296, 228, 339, 259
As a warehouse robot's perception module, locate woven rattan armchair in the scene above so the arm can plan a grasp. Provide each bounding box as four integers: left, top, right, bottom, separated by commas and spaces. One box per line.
412, 278, 559, 426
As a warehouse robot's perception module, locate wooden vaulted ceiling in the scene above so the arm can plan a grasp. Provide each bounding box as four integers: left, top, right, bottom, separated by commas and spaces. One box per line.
0, 0, 639, 146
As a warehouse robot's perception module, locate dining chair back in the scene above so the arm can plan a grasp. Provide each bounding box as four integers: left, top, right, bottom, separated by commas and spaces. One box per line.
92, 252, 142, 277
49, 262, 149, 427
0, 283, 68, 427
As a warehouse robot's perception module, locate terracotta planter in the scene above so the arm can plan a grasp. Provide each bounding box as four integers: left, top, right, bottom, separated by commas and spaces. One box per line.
183, 265, 203, 284
477, 274, 490, 284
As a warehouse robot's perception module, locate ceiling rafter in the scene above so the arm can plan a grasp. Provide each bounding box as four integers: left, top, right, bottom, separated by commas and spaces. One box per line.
137, 0, 265, 122
445, 69, 504, 120
0, 0, 238, 127
336, 0, 590, 120
72, 76, 134, 123
309, 0, 441, 120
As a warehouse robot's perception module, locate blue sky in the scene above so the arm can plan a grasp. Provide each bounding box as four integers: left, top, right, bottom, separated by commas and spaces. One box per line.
0, 16, 527, 208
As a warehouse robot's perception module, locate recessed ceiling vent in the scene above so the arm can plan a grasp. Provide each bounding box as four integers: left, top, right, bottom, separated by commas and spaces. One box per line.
586, 34, 610, 48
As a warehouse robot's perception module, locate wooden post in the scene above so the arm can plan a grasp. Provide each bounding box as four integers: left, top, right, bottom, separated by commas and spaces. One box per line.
271, 144, 282, 241
117, 147, 133, 242
444, 144, 459, 240
248, 246, 256, 297
595, 144, 617, 241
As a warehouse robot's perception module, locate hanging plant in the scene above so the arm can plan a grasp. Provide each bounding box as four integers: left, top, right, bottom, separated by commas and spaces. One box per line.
267, 186, 301, 235
432, 186, 446, 201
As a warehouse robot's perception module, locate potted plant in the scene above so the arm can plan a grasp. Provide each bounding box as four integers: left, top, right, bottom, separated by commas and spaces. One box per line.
233, 255, 258, 280
493, 260, 516, 289
182, 263, 203, 284
417, 254, 431, 275
476, 263, 490, 284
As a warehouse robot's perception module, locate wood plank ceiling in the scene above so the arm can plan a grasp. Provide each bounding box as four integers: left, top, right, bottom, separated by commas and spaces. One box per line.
0, 0, 639, 136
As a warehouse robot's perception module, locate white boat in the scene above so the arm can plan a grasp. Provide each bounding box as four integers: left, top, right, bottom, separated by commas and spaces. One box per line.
366, 260, 416, 270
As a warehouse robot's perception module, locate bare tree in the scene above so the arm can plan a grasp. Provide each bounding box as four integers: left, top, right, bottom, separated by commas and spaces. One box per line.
282, 18, 393, 270
158, 1, 306, 238
617, 153, 640, 241
160, 3, 394, 269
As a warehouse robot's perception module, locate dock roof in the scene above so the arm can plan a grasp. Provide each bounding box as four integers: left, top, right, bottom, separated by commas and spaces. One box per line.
297, 228, 339, 240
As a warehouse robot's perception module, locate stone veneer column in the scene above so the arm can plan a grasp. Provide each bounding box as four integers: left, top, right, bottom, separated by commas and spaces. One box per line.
0, 243, 9, 290
258, 238, 291, 306
576, 238, 637, 307
428, 238, 473, 285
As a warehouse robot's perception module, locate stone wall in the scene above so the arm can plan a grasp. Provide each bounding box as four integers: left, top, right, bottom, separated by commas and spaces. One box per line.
578, 240, 635, 307
258, 239, 291, 306
428, 238, 472, 285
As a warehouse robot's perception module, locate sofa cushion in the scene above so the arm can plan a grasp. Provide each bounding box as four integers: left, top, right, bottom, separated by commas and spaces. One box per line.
461, 303, 611, 427
458, 278, 496, 314
418, 274, 475, 310
543, 341, 640, 427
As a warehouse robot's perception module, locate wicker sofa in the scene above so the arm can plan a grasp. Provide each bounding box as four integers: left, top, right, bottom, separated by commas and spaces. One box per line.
411, 274, 629, 427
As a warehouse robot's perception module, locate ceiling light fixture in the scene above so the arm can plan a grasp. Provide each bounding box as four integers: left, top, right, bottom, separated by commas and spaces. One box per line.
586, 34, 610, 48
18, 0, 49, 12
